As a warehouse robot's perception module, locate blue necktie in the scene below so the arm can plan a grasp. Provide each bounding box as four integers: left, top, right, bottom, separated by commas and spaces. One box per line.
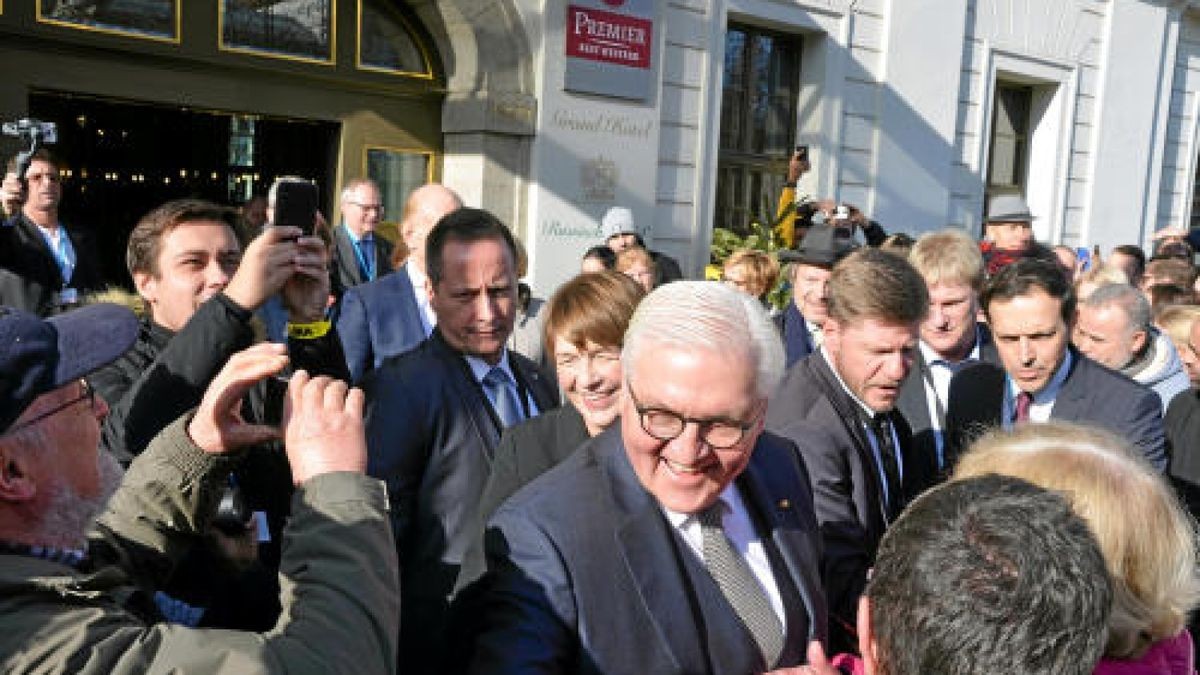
356, 238, 376, 280
483, 367, 523, 428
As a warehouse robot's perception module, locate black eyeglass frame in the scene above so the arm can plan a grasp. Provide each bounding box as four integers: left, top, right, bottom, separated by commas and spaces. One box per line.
625, 379, 762, 450
6, 380, 95, 434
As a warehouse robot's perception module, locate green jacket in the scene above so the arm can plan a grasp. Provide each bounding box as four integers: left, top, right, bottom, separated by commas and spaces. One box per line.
0, 415, 399, 673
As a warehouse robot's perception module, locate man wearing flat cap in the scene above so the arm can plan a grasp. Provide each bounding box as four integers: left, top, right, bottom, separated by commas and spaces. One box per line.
981, 193, 1044, 276
774, 225, 858, 368
601, 206, 684, 285
0, 304, 399, 672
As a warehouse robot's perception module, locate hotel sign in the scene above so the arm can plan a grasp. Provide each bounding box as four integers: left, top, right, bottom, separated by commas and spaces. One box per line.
564, 0, 658, 101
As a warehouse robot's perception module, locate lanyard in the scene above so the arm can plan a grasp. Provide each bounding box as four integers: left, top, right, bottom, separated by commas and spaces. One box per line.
38, 225, 76, 286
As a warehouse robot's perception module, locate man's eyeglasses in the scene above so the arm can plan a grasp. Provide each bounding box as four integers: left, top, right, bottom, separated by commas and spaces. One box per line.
7, 381, 96, 434
347, 201, 385, 215
626, 380, 758, 449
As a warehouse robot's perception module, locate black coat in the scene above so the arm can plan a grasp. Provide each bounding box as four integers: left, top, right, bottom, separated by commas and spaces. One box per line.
766, 350, 937, 645
362, 330, 558, 673
87, 291, 349, 629
894, 325, 998, 474
0, 213, 104, 315
1166, 388, 1200, 520
944, 347, 1166, 470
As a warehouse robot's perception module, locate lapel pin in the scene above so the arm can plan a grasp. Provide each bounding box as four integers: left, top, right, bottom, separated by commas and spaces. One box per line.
778, 499, 791, 510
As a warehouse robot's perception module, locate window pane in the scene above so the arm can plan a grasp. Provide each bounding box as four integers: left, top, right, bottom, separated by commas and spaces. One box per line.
360, 1, 428, 74
715, 25, 801, 234
366, 149, 428, 219
222, 0, 333, 62
721, 29, 748, 150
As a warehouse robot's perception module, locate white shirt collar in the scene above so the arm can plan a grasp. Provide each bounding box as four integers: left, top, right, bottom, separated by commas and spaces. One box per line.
918, 327, 982, 367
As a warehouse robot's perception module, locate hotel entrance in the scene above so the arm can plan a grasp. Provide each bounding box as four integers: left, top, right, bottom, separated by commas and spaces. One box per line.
29, 90, 340, 286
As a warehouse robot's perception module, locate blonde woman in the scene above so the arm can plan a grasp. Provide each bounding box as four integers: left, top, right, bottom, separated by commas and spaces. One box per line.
954, 422, 1200, 674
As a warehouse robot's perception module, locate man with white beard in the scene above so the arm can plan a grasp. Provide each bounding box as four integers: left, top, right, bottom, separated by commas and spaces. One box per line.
0, 303, 399, 673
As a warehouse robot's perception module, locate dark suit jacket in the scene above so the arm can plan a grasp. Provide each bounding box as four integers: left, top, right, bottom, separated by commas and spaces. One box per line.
773, 303, 815, 369
766, 351, 937, 643
0, 214, 104, 315
330, 224, 394, 294
466, 427, 827, 674
895, 325, 998, 474
335, 263, 426, 383
363, 330, 558, 673
455, 404, 590, 597
945, 347, 1167, 470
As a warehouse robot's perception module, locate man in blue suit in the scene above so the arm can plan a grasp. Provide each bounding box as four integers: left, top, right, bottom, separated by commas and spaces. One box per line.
363, 207, 558, 673
465, 281, 827, 674
336, 184, 461, 382
946, 259, 1166, 470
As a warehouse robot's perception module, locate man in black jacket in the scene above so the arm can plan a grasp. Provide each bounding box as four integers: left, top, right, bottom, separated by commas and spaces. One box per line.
88, 198, 348, 629
0, 150, 104, 316
766, 248, 937, 651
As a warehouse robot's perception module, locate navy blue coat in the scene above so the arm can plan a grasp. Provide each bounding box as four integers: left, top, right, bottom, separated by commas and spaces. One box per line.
336, 263, 426, 383
363, 330, 558, 673
945, 347, 1167, 470
466, 427, 827, 674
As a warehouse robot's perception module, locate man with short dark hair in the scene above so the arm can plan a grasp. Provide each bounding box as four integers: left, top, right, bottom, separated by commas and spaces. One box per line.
364, 207, 558, 672
767, 247, 937, 650
1073, 283, 1189, 412
0, 150, 104, 315
858, 474, 1111, 675
1109, 244, 1147, 287
0, 305, 399, 672
946, 259, 1166, 469
89, 197, 347, 629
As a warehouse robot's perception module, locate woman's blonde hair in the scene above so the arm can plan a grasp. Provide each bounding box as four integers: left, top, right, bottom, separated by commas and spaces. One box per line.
723, 249, 780, 300
953, 422, 1200, 659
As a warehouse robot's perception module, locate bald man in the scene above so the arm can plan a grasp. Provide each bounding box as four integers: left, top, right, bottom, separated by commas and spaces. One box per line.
336, 184, 462, 382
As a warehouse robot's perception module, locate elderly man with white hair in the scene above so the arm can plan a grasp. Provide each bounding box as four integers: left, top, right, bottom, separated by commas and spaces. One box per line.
464, 281, 827, 674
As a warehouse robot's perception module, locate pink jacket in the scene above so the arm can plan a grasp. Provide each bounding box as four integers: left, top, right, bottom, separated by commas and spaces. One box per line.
1094, 631, 1195, 675
827, 630, 1195, 675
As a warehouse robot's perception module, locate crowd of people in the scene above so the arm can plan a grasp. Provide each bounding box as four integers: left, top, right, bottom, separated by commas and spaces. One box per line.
2, 144, 1200, 675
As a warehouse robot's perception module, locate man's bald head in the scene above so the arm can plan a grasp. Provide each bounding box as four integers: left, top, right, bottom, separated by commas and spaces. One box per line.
402, 184, 462, 274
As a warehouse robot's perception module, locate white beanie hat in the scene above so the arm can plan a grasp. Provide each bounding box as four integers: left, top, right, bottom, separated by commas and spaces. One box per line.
601, 206, 637, 240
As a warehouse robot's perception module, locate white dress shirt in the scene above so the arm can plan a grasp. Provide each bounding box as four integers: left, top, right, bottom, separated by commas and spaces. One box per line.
662, 484, 787, 629
406, 263, 436, 336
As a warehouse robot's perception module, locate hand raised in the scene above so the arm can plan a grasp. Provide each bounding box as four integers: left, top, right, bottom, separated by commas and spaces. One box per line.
282, 370, 367, 485
187, 343, 288, 453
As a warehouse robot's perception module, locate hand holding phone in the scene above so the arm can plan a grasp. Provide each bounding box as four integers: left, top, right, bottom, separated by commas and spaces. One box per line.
273, 180, 318, 236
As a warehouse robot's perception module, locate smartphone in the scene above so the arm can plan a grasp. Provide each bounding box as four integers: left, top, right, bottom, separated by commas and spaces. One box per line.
1075, 247, 1092, 272
795, 145, 809, 162
274, 180, 317, 236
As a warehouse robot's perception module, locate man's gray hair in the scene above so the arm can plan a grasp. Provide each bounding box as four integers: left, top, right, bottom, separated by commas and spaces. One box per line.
1083, 283, 1151, 335
339, 177, 379, 203
622, 281, 784, 398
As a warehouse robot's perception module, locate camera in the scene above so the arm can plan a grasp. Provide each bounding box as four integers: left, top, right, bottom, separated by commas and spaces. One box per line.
2, 118, 58, 146
2, 118, 58, 183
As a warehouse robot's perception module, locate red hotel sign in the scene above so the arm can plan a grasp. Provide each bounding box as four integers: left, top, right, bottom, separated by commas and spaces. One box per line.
566, 5, 652, 70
